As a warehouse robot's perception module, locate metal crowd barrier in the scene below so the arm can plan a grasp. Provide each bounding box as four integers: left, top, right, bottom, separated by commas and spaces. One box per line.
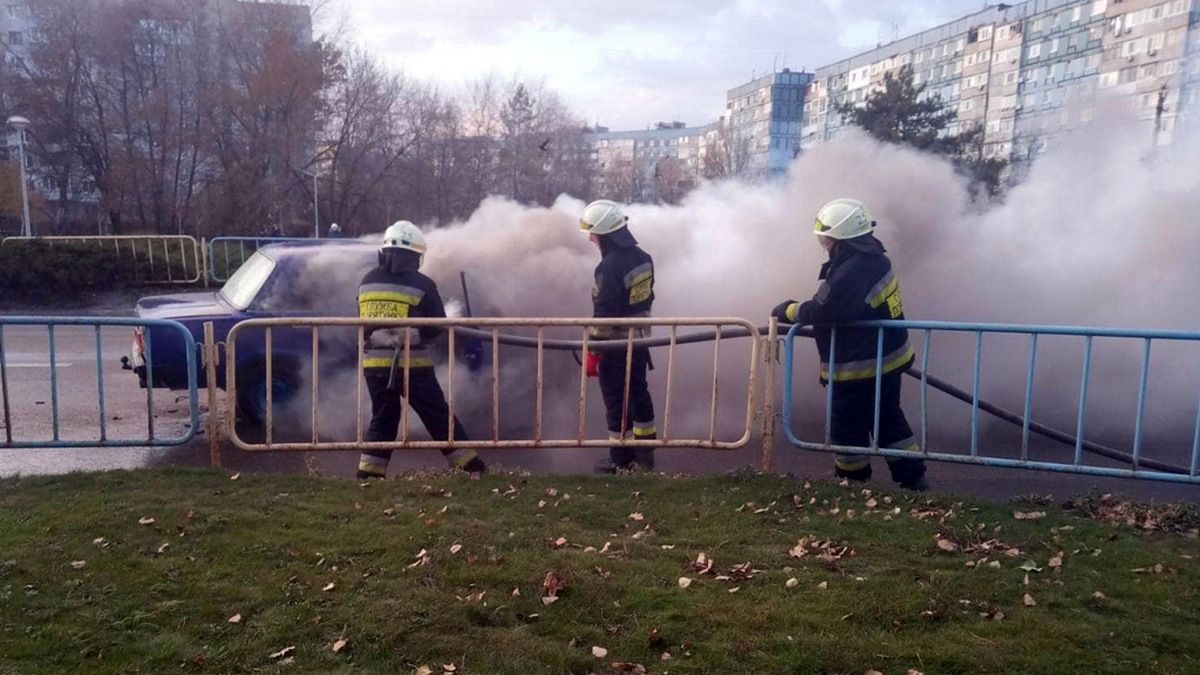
224, 317, 761, 453
782, 320, 1200, 485
1, 235, 203, 285
0, 316, 199, 448
206, 237, 316, 284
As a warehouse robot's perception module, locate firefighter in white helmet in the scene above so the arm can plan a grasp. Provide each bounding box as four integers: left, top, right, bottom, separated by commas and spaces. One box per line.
772, 199, 927, 490
355, 220, 486, 478
580, 199, 658, 473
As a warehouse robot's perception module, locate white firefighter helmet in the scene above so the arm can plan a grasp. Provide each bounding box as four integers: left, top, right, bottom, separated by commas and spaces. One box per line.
329, 223, 341, 234
814, 198, 875, 240
579, 199, 629, 236
381, 220, 427, 254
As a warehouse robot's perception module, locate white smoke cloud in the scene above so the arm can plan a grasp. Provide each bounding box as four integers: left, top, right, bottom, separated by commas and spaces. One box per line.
277, 118, 1200, 475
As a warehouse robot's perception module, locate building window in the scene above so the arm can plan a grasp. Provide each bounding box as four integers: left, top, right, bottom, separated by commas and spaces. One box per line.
1028, 44, 1042, 59
6, 30, 22, 46
978, 25, 993, 41
6, 4, 18, 18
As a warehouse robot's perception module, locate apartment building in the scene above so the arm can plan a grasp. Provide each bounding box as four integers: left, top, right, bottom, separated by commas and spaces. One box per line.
585, 121, 719, 202
725, 69, 814, 176
802, 0, 1199, 159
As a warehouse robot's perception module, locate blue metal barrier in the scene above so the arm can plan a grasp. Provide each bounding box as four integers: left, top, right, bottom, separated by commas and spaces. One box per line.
782, 320, 1200, 485
0, 317, 199, 448
206, 237, 314, 284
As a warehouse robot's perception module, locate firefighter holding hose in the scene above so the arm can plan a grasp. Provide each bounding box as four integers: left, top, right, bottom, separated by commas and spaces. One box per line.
580, 200, 658, 473
356, 221, 486, 478
773, 199, 927, 490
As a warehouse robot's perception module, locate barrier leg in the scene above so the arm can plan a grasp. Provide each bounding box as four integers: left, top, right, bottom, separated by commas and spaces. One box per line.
759, 319, 778, 472
203, 322, 223, 468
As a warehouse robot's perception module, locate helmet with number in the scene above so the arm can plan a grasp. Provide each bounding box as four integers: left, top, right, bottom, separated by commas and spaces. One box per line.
579, 199, 629, 236
381, 220, 427, 254
814, 198, 875, 240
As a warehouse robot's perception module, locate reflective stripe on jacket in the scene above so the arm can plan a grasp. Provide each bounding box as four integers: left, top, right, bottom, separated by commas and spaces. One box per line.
777, 234, 913, 383
591, 244, 655, 339
358, 265, 445, 369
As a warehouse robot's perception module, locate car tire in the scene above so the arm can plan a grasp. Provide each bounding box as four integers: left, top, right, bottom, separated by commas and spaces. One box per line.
235, 358, 302, 429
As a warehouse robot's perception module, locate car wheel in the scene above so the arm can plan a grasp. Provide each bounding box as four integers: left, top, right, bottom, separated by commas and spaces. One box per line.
236, 359, 302, 428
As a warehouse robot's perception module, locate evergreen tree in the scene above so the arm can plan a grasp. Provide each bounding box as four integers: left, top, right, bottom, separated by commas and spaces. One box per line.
838, 66, 1007, 199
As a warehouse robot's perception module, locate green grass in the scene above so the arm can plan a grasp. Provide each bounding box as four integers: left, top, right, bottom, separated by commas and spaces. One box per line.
1, 469, 1197, 674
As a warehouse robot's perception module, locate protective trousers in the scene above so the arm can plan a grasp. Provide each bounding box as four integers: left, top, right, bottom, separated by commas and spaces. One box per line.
598, 347, 656, 469
828, 372, 926, 487
357, 368, 476, 477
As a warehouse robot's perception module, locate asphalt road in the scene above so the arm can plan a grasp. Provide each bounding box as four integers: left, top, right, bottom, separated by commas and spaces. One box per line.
0, 324, 195, 476
2, 319, 1198, 504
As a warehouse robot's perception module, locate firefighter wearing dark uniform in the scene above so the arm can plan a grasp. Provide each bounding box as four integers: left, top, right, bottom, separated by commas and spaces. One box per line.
773, 199, 927, 490
355, 220, 485, 479
580, 200, 657, 473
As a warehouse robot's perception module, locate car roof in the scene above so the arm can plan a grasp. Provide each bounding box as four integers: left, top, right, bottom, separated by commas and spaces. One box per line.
257, 241, 377, 261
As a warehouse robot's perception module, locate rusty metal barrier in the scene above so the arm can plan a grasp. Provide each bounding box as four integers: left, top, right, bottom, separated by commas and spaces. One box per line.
1, 235, 204, 285
223, 317, 762, 453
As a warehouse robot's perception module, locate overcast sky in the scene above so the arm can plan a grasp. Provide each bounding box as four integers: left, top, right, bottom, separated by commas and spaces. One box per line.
338, 0, 989, 130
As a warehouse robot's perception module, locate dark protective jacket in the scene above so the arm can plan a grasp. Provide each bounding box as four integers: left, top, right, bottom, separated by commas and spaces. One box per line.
357, 253, 447, 369
775, 234, 913, 382
591, 233, 654, 339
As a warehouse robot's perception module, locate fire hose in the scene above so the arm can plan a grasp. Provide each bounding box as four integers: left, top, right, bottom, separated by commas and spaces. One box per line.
451, 325, 1189, 475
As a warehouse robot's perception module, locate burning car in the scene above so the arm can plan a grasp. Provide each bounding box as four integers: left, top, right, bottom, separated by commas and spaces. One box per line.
125, 241, 377, 424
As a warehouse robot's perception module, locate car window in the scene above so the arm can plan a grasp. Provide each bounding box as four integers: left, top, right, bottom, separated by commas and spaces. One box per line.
219, 252, 276, 310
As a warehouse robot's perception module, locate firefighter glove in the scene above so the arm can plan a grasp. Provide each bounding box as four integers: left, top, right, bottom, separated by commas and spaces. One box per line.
585, 350, 602, 378
772, 300, 800, 324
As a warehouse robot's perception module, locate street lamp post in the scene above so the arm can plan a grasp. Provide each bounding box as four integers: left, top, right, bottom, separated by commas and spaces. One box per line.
6, 115, 32, 238
297, 167, 325, 238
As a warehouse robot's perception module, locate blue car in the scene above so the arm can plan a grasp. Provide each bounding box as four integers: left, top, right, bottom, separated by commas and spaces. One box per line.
128, 241, 379, 424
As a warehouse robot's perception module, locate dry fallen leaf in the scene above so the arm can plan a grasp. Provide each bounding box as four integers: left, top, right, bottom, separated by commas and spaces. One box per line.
230, 472, 240, 481
322, 582, 335, 592
92, 537, 106, 546
1093, 591, 1107, 599
138, 517, 156, 526
866, 670, 884, 675
70, 560, 86, 570
442, 664, 457, 673
227, 614, 242, 624
1049, 553, 1064, 569
728, 586, 741, 594
678, 577, 693, 589
817, 581, 828, 590
449, 544, 463, 555
628, 512, 645, 521
554, 537, 568, 549
156, 543, 170, 555
1013, 511, 1046, 521
1023, 593, 1037, 607
332, 638, 347, 653
414, 667, 433, 675
935, 535, 959, 553
786, 577, 799, 588
511, 587, 521, 597
592, 646, 608, 658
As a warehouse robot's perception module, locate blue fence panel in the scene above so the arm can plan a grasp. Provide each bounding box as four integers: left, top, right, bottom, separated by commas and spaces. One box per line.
206, 237, 313, 284
0, 316, 199, 449
782, 320, 1200, 485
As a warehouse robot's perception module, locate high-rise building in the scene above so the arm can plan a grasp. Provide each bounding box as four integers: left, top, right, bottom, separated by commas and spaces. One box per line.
802, 0, 1199, 159
725, 69, 814, 176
